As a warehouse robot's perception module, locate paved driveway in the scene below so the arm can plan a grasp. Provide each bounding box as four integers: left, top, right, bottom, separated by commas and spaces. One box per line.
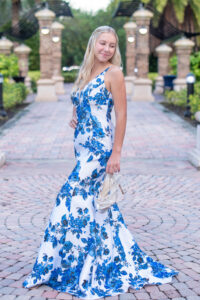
0, 84, 200, 300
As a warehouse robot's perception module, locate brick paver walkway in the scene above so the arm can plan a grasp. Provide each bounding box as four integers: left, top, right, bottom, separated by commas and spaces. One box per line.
0, 84, 200, 300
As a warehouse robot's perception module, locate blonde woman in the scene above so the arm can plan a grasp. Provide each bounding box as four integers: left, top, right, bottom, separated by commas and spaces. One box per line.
23, 26, 178, 299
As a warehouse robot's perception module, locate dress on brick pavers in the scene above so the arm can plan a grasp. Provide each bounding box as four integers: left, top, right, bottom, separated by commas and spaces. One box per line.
22, 67, 178, 299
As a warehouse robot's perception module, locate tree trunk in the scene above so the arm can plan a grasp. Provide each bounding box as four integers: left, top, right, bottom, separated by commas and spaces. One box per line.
12, 0, 21, 36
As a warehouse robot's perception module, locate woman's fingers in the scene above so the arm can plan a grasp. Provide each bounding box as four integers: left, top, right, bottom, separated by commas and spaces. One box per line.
69, 118, 77, 129
106, 163, 120, 174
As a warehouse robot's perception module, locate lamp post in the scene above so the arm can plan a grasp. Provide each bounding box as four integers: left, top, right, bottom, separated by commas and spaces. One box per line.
184, 72, 195, 118
0, 74, 7, 118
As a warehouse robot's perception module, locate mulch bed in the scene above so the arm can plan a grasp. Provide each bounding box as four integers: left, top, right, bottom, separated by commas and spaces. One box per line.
0, 103, 30, 127
161, 102, 199, 128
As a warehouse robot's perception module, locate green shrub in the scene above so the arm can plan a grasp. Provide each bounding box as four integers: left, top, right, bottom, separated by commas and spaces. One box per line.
164, 89, 187, 107
0, 54, 19, 78
148, 72, 158, 90
3, 82, 28, 110
190, 52, 200, 81
28, 70, 40, 93
62, 70, 78, 83
169, 55, 177, 75
165, 83, 200, 119
189, 82, 200, 115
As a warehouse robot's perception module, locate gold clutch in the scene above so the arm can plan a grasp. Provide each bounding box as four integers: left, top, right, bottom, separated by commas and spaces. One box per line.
96, 173, 125, 210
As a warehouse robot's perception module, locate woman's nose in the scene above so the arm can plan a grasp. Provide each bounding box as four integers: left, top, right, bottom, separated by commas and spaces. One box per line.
104, 44, 109, 51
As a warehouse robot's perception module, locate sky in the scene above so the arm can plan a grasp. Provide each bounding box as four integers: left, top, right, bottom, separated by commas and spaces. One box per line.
68, 0, 111, 13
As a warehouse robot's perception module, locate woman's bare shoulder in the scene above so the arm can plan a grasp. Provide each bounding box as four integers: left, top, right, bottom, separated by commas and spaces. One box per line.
108, 65, 124, 82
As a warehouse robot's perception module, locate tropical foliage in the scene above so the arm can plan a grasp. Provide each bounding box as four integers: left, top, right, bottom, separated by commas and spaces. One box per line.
142, 0, 200, 26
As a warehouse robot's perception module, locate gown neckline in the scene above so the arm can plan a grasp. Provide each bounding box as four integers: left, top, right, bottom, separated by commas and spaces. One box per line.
80, 65, 111, 92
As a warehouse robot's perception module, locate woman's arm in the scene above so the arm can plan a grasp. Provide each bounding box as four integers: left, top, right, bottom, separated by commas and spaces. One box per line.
106, 66, 127, 174
69, 106, 77, 129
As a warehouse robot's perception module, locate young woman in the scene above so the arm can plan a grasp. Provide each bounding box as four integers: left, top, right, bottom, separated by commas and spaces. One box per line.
23, 26, 178, 299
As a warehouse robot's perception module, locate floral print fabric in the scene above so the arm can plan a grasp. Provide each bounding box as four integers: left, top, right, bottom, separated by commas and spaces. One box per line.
22, 67, 178, 299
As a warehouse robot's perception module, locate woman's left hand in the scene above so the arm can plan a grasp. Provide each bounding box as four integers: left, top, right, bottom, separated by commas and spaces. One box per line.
106, 152, 121, 174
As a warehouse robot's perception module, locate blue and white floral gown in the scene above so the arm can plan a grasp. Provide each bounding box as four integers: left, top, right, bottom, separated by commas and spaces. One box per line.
22, 67, 178, 299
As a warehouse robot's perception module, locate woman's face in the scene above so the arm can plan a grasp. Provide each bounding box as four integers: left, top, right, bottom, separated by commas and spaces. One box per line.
94, 32, 116, 63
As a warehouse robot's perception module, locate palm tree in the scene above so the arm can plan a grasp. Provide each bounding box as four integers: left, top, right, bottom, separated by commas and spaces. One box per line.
142, 0, 200, 27
12, 0, 21, 35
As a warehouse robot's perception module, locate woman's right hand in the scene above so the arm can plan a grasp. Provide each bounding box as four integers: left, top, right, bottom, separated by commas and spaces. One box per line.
69, 116, 77, 129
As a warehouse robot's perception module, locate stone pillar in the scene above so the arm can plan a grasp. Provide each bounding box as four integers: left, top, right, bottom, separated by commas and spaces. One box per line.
132, 7, 154, 101
173, 37, 194, 91
189, 124, 200, 168
123, 21, 137, 97
154, 44, 172, 94
0, 37, 13, 55
51, 21, 65, 95
14, 44, 31, 89
35, 8, 57, 101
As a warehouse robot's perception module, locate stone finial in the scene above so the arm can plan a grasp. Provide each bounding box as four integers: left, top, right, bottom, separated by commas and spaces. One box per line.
35, 8, 55, 20
0, 37, 13, 54
155, 44, 172, 54
133, 7, 153, 20
133, 8, 153, 18
51, 21, 64, 30
14, 44, 31, 55
174, 37, 195, 49
123, 22, 137, 30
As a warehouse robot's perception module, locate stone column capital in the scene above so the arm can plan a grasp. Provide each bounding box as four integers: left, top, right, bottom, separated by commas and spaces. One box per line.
155, 44, 172, 55
174, 37, 195, 51
35, 8, 55, 21
123, 21, 137, 31
133, 7, 153, 25
14, 44, 31, 55
51, 21, 64, 31
0, 37, 13, 55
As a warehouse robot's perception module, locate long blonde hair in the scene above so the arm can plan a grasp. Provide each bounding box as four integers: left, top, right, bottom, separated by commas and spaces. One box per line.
71, 26, 122, 93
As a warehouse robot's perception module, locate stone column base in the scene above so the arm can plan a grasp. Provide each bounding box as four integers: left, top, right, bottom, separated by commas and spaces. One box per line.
195, 111, 200, 122
52, 76, 65, 95
125, 76, 135, 97
188, 148, 200, 168
154, 76, 164, 94
35, 79, 58, 102
0, 151, 6, 167
132, 78, 154, 102
174, 78, 186, 91
25, 76, 31, 89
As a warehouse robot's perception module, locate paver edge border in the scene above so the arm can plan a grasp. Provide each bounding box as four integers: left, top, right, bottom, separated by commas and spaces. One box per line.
0, 101, 37, 137
152, 102, 196, 135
